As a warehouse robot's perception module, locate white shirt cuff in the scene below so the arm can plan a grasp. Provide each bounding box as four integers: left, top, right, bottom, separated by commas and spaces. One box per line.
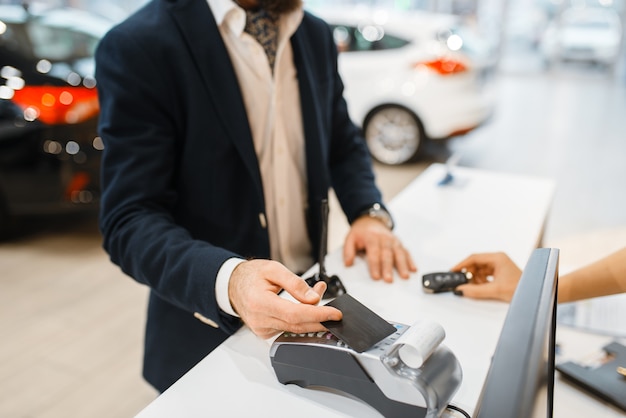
215, 257, 246, 317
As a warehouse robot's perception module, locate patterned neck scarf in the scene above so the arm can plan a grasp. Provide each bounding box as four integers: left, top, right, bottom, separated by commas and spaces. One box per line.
244, 8, 280, 73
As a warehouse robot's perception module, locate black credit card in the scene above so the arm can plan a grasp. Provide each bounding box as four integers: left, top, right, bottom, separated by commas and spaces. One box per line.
322, 294, 396, 353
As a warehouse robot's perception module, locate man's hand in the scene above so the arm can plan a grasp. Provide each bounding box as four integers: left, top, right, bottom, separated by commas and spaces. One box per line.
228, 259, 343, 339
343, 216, 417, 282
451, 252, 522, 302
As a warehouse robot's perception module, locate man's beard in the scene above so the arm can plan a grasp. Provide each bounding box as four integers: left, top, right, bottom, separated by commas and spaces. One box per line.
259, 0, 302, 14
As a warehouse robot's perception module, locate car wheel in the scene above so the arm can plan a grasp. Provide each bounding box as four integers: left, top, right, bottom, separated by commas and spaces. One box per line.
363, 105, 425, 165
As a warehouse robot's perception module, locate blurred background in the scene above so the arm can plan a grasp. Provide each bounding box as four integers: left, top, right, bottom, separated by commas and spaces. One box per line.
1, 0, 625, 417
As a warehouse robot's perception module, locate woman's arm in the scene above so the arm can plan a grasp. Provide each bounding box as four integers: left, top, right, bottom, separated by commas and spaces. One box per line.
451, 247, 626, 303
558, 247, 626, 303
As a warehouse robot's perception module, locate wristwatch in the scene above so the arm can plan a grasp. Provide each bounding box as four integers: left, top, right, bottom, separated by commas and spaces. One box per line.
358, 203, 394, 230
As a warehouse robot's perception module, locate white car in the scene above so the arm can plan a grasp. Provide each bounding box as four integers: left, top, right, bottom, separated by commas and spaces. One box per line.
541, 7, 623, 67
309, 7, 496, 164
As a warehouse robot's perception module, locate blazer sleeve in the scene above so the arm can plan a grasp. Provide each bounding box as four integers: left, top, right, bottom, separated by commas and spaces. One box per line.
298, 14, 384, 221
95, 25, 242, 334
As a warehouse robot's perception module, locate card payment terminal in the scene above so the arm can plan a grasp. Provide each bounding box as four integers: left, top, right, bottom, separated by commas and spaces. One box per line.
270, 322, 462, 417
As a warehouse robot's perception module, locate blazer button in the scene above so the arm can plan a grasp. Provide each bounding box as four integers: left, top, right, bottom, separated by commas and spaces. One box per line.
193, 312, 219, 328
258, 213, 267, 229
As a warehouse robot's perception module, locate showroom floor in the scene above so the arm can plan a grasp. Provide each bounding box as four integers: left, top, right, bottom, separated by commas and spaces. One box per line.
2, 60, 626, 417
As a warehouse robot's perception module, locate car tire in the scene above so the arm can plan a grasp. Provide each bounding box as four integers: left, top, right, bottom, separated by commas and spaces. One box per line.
363, 105, 425, 165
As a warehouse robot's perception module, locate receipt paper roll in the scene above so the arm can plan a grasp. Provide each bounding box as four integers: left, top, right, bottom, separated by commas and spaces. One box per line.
392, 320, 446, 368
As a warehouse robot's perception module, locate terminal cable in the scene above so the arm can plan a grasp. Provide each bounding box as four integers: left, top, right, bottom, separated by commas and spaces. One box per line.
446, 403, 471, 418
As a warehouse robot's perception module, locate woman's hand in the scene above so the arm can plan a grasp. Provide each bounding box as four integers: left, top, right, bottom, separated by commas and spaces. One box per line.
451, 252, 522, 302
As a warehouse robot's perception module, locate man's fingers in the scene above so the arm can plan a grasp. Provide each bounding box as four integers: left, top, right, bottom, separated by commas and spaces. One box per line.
344, 218, 417, 282
393, 242, 417, 279
365, 238, 382, 280
256, 296, 342, 330
253, 319, 334, 339
232, 259, 346, 339
381, 243, 394, 282
311, 280, 326, 298
343, 234, 357, 266
270, 269, 325, 304
368, 237, 412, 282
244, 289, 343, 337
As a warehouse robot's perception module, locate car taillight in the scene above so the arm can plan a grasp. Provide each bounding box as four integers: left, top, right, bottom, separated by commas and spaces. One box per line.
64, 171, 91, 201
415, 58, 467, 75
11, 86, 99, 125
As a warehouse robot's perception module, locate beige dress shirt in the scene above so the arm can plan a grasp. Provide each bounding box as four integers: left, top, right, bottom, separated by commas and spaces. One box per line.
209, 0, 313, 316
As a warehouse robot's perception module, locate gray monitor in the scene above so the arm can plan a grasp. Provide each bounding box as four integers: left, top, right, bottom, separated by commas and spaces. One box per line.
473, 248, 559, 418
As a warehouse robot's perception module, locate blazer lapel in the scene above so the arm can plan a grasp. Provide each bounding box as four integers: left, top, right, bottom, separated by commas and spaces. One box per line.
291, 29, 327, 249
167, 0, 263, 195
291, 30, 326, 195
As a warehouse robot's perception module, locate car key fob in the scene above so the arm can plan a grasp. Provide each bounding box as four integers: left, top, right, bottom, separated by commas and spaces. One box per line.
422, 271, 472, 293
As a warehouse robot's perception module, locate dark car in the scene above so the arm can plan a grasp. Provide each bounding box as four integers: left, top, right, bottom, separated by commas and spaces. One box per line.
0, 5, 111, 237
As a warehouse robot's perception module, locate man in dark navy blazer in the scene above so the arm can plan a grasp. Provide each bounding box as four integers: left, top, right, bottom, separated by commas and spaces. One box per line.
96, 0, 416, 392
